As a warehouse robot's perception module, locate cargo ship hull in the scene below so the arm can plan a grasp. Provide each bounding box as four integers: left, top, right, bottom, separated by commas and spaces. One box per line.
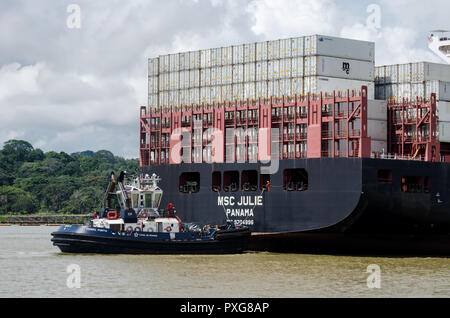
141, 158, 450, 253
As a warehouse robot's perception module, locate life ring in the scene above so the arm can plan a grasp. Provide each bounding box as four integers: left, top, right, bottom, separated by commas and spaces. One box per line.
140, 211, 148, 218
126, 226, 133, 233
107, 211, 118, 220
165, 226, 172, 232
135, 226, 142, 232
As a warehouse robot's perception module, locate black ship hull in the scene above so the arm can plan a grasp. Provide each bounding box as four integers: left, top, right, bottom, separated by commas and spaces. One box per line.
51, 226, 250, 255
141, 158, 450, 254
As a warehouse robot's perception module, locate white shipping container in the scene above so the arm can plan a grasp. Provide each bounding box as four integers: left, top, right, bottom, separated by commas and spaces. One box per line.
244, 82, 256, 100
290, 37, 304, 57
268, 40, 280, 60
375, 66, 385, 85
233, 64, 244, 83
411, 62, 450, 83
438, 101, 450, 121
280, 39, 292, 59
179, 71, 189, 89
233, 45, 244, 64
438, 121, 450, 143
189, 69, 200, 88
200, 68, 211, 86
426, 80, 450, 101
159, 91, 169, 107
211, 66, 222, 86
159, 55, 170, 73
304, 56, 374, 81
221, 65, 233, 84
292, 77, 303, 96
169, 72, 179, 90
148, 93, 159, 109
148, 58, 159, 76
232, 83, 244, 101
268, 60, 280, 80
368, 119, 387, 141
222, 85, 233, 102
279, 78, 292, 96
304, 35, 375, 62
169, 90, 179, 106
411, 83, 425, 101
256, 81, 268, 99
189, 51, 201, 70
398, 83, 411, 100
371, 140, 388, 153
149, 76, 158, 95
256, 61, 268, 81
211, 86, 221, 103
304, 76, 375, 99
398, 63, 411, 83
189, 88, 200, 105
169, 54, 180, 72
375, 85, 386, 100
179, 52, 189, 71
384, 64, 398, 84
200, 86, 211, 104
159, 73, 169, 91
179, 89, 189, 105
201, 49, 212, 68
291, 57, 304, 78
211, 48, 222, 67
256, 42, 268, 61
279, 58, 292, 79
268, 80, 280, 98
244, 63, 256, 82
222, 46, 233, 66
244, 43, 256, 63
368, 100, 388, 121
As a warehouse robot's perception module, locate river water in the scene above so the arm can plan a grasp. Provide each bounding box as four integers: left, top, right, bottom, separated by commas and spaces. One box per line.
0, 226, 448, 298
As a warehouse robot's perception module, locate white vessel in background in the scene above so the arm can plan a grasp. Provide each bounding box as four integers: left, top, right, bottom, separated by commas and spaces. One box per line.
429, 30, 450, 64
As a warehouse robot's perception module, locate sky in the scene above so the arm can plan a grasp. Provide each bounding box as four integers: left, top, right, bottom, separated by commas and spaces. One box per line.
0, 0, 448, 158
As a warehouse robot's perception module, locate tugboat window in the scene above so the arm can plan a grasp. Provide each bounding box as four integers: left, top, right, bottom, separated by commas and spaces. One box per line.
179, 172, 200, 194
144, 194, 153, 208
283, 169, 308, 192
223, 171, 239, 192
153, 193, 162, 208
242, 170, 258, 192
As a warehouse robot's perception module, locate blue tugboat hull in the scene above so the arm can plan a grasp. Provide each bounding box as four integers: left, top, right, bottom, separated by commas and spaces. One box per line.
51, 225, 250, 255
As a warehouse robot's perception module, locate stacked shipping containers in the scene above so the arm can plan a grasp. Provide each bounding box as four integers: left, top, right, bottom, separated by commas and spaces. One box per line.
375, 62, 450, 142
149, 34, 375, 110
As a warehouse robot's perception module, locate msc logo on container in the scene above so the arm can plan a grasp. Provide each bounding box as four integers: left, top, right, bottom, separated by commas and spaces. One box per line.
342, 62, 351, 75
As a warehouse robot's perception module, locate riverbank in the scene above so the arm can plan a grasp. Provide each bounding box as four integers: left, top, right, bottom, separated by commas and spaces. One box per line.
0, 214, 90, 226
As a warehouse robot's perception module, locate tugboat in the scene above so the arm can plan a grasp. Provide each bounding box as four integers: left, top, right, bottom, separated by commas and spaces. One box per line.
51, 172, 250, 254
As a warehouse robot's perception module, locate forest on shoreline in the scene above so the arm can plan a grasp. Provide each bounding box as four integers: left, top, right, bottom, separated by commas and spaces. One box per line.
0, 140, 138, 215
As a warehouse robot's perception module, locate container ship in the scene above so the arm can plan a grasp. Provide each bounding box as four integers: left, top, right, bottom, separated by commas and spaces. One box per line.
139, 35, 450, 254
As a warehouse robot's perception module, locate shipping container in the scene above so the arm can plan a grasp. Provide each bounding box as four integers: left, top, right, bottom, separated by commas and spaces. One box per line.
211, 66, 222, 86
426, 80, 450, 101
280, 39, 292, 59
268, 80, 280, 98
189, 88, 200, 105
179, 89, 189, 105
304, 56, 374, 81
169, 90, 179, 107
256, 81, 268, 99
148, 76, 158, 94
222, 46, 233, 66
291, 57, 304, 78
304, 35, 375, 62
375, 66, 385, 85
398, 63, 411, 83
398, 83, 411, 100
233, 45, 244, 64
179, 71, 189, 90
368, 100, 388, 121
189, 51, 201, 70
244, 43, 256, 63
244, 82, 256, 100
189, 69, 200, 88
201, 49, 211, 68
211, 86, 221, 103
159, 91, 169, 107
268, 60, 280, 80
211, 48, 222, 67
292, 77, 303, 95
169, 72, 179, 90
169, 54, 180, 72
411, 61, 450, 83
438, 121, 450, 142
179, 52, 189, 71
304, 76, 375, 99
221, 84, 233, 102
290, 37, 304, 57
233, 64, 244, 83
148, 58, 159, 77
383, 64, 398, 84
256, 42, 268, 61
232, 83, 244, 101
368, 119, 387, 141
375, 85, 385, 100
200, 68, 211, 86
148, 93, 159, 109
411, 83, 425, 101
279, 58, 292, 79
256, 61, 268, 81
268, 40, 280, 60
159, 73, 169, 91
159, 55, 170, 73
221, 65, 233, 84
371, 140, 388, 153
279, 78, 292, 96
200, 86, 211, 104
438, 101, 450, 121
244, 63, 256, 82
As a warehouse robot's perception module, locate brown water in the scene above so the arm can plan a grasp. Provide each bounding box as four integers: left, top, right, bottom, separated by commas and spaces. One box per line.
0, 226, 449, 298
